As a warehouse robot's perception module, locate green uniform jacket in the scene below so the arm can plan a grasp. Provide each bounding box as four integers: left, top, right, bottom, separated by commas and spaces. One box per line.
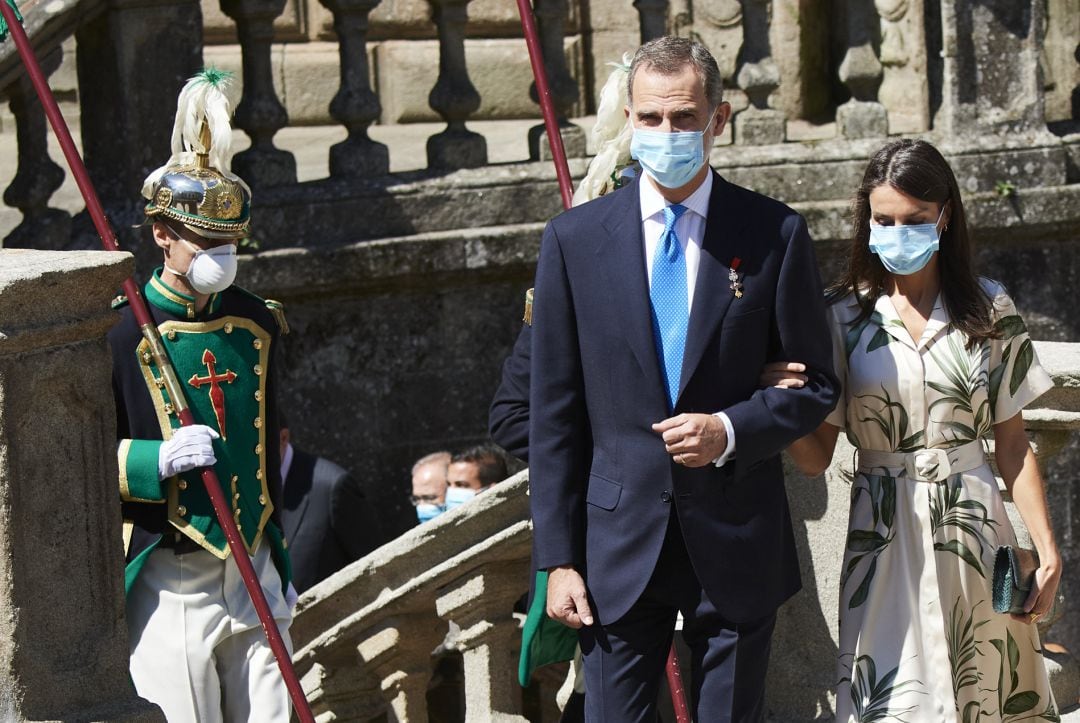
109, 269, 291, 594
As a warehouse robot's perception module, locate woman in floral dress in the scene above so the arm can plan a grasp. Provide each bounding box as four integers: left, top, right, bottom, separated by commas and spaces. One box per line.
764, 139, 1062, 722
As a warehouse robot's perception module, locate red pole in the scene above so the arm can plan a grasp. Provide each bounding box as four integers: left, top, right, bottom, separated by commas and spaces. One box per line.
0, 4, 315, 720
512, 4, 692, 721
515, 0, 574, 210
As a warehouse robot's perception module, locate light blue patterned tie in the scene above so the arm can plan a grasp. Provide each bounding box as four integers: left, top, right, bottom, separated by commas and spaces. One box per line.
650, 204, 689, 411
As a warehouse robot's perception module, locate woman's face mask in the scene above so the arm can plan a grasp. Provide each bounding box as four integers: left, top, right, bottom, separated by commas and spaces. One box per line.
166, 235, 238, 294
868, 205, 946, 276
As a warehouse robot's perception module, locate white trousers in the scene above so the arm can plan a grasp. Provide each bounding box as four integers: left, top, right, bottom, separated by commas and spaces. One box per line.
127, 542, 293, 722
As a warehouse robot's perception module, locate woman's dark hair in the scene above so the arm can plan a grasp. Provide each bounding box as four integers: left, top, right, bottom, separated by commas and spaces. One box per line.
828, 138, 996, 347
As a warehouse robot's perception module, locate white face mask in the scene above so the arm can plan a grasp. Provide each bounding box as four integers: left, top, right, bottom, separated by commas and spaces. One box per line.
166, 236, 238, 294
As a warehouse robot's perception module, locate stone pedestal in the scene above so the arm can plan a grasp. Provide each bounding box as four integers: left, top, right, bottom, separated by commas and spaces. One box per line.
0, 249, 162, 721
836, 99, 889, 139
528, 123, 588, 163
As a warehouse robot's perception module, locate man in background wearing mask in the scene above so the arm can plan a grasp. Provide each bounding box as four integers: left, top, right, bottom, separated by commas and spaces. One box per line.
109, 70, 294, 720
411, 450, 450, 523
445, 444, 509, 510
528, 37, 838, 720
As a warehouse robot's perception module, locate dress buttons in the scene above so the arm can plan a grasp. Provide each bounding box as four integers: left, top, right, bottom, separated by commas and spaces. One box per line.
256, 469, 263, 480
258, 495, 266, 505
253, 417, 262, 429
253, 364, 263, 376
178, 479, 188, 491
661, 491, 672, 503
224, 322, 234, 334
252, 339, 263, 350
166, 330, 177, 341
177, 505, 187, 516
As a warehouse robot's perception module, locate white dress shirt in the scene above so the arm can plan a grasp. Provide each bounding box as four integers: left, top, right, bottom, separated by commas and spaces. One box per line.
639, 173, 736, 467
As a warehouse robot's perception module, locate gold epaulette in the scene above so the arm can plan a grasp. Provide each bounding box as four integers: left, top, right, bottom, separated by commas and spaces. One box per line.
265, 299, 290, 335
523, 288, 534, 326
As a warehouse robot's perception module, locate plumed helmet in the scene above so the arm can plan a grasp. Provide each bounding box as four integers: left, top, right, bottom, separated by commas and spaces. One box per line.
141, 68, 251, 240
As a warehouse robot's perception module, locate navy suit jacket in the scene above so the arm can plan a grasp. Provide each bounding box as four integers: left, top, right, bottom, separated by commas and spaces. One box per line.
282, 448, 381, 593
528, 172, 838, 625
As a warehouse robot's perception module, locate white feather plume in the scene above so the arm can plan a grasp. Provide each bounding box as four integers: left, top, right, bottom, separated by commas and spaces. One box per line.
573, 53, 634, 207
142, 68, 248, 200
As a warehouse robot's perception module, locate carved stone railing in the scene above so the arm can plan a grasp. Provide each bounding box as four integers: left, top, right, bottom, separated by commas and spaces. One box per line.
4, 0, 1077, 249
291, 341, 1080, 721
290, 470, 536, 721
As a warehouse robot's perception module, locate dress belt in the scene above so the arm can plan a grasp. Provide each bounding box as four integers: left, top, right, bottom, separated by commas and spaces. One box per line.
856, 439, 985, 483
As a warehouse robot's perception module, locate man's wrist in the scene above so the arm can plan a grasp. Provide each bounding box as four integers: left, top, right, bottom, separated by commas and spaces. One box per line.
712, 412, 736, 467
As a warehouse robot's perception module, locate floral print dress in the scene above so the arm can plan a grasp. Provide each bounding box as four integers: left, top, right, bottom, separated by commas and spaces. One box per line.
826, 279, 1059, 723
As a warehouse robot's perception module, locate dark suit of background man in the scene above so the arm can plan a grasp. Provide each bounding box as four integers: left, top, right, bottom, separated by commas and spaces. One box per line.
279, 424, 381, 593
529, 36, 838, 721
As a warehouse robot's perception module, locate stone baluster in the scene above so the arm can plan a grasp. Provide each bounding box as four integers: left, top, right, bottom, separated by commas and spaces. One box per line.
733, 0, 785, 145
2, 48, 70, 249
633, 0, 667, 42
320, 0, 389, 178
301, 659, 387, 720
426, 0, 487, 170
220, 0, 298, 188
0, 249, 163, 721
527, 0, 586, 162
357, 614, 447, 721
836, 0, 888, 138
435, 562, 529, 722
936, 0, 1047, 136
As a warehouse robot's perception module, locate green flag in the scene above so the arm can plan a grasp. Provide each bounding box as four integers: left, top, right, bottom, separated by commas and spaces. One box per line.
0, 0, 24, 43
518, 570, 580, 686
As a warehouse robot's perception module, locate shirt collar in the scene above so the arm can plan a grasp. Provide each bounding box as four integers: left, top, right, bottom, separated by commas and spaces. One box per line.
280, 441, 294, 485
639, 169, 713, 222
144, 267, 222, 320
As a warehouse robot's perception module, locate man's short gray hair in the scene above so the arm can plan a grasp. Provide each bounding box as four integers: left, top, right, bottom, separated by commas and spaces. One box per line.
412, 450, 450, 475
627, 36, 724, 109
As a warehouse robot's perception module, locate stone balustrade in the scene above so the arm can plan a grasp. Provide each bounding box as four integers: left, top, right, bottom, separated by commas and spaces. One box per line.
3, 0, 1077, 251
289, 341, 1080, 721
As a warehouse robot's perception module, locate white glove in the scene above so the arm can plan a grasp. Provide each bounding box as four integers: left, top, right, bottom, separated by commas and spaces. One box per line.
158, 424, 220, 480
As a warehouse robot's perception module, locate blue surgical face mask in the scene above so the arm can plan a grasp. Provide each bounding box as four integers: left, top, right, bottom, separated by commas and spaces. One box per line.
416, 502, 446, 524
868, 207, 946, 275
630, 123, 709, 190
445, 486, 477, 511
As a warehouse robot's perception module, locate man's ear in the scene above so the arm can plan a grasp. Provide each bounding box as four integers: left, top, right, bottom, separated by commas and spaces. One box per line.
712, 101, 732, 136
151, 222, 173, 252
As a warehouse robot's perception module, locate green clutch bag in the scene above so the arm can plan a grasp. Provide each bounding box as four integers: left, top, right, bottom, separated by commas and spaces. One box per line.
992, 545, 1039, 615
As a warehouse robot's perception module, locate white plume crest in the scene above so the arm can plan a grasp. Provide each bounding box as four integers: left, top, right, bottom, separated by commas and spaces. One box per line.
573, 53, 634, 207
142, 68, 248, 200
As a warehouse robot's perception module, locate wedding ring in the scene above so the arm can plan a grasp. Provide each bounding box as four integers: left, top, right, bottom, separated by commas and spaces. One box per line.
1029, 612, 1040, 623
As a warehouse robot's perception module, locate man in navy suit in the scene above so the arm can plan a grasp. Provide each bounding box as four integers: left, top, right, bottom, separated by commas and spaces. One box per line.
529, 37, 838, 721
279, 423, 381, 593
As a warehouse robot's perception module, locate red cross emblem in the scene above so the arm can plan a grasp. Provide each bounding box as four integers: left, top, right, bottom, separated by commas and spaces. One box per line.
188, 349, 237, 438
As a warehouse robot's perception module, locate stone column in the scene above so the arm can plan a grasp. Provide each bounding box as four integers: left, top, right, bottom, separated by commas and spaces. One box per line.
74, 0, 201, 261
2, 48, 70, 250
936, 0, 1047, 135
526, 0, 587, 162
875, 0, 930, 133
320, 0, 390, 179
220, 0, 298, 188
836, 0, 888, 138
0, 249, 162, 721
733, 0, 786, 145
426, 0, 487, 170
357, 614, 446, 721
633, 0, 667, 42
436, 563, 529, 722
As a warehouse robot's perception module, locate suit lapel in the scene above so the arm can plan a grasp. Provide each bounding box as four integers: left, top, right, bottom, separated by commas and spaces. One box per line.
598, 178, 665, 393
283, 449, 314, 544
677, 173, 748, 404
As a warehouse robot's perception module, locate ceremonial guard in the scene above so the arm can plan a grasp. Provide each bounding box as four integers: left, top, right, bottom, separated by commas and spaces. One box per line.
108, 69, 293, 721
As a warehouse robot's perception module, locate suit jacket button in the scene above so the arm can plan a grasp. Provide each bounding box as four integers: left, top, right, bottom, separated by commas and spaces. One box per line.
660, 491, 672, 503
